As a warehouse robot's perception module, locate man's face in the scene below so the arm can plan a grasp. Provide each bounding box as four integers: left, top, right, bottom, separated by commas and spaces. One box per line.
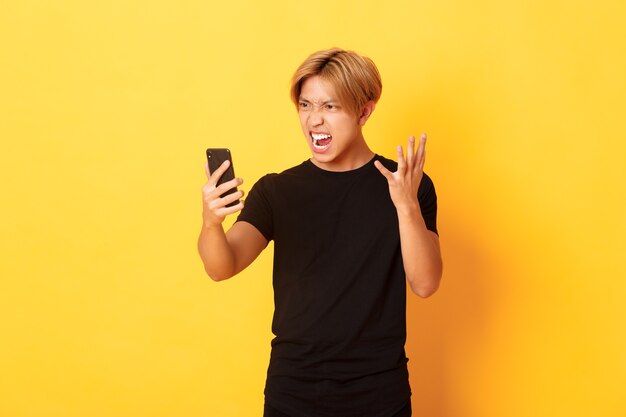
298, 75, 366, 171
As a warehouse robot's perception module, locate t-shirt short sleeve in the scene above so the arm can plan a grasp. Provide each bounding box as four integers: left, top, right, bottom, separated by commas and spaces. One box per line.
418, 173, 439, 236
236, 174, 274, 241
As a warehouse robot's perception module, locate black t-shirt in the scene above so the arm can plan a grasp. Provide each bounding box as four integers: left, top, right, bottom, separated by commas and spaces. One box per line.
237, 155, 438, 417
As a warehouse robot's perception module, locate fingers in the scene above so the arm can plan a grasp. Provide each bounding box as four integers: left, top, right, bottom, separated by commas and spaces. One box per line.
415, 133, 427, 173
395, 133, 427, 176
374, 160, 395, 181
406, 136, 415, 167
398, 135, 423, 174
202, 176, 242, 197
214, 177, 242, 196
202, 160, 244, 227
214, 200, 245, 218
203, 174, 244, 208
207, 160, 231, 186
396, 145, 406, 173
222, 202, 245, 215
202, 184, 244, 228
209, 188, 245, 209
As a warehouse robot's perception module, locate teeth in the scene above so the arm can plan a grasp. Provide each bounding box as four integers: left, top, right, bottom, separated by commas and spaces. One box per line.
311, 133, 331, 140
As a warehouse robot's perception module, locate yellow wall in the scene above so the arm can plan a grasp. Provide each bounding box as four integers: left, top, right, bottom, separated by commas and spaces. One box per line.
1, 1, 625, 416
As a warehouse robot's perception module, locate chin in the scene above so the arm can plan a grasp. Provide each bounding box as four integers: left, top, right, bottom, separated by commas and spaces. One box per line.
311, 152, 334, 163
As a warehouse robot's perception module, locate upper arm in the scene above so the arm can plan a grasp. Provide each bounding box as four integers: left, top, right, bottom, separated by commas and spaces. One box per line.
225, 221, 269, 275
417, 173, 438, 236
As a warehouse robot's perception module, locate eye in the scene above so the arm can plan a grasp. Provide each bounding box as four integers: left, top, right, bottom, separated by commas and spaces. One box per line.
325, 104, 338, 110
298, 101, 309, 109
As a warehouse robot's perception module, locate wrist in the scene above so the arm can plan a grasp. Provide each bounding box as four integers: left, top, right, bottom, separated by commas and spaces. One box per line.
202, 220, 224, 233
395, 201, 421, 218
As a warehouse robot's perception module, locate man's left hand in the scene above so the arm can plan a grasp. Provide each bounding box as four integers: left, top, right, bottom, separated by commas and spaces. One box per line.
374, 133, 427, 214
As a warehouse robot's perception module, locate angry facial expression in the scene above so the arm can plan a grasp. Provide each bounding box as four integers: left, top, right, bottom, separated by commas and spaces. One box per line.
298, 76, 372, 171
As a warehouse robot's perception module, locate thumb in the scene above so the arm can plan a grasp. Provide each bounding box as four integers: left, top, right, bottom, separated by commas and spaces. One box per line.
374, 160, 394, 182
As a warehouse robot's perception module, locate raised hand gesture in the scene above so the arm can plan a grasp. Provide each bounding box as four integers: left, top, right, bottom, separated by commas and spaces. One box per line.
374, 134, 427, 214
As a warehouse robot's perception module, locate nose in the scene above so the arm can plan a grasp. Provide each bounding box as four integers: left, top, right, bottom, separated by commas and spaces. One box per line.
309, 107, 324, 127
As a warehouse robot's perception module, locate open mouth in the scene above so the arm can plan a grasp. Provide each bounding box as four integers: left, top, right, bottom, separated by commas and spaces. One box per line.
311, 132, 332, 151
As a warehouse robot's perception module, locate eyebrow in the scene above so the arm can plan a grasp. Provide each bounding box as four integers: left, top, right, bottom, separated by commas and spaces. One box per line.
298, 97, 338, 105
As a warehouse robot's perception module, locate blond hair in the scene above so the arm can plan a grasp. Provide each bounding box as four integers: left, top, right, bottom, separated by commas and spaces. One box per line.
290, 48, 382, 116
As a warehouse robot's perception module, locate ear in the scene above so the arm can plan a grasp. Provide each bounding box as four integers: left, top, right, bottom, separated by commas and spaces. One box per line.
358, 101, 376, 126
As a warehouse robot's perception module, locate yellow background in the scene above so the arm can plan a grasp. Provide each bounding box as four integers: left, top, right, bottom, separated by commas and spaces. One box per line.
1, 1, 625, 416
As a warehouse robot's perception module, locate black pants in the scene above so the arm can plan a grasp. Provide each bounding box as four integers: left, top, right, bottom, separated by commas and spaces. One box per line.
263, 401, 412, 417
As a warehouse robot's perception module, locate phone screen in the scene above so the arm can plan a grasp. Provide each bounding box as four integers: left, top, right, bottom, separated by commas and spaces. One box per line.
206, 148, 240, 208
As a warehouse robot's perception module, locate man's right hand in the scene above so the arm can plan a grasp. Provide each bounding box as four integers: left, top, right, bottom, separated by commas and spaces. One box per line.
202, 160, 245, 228
198, 160, 267, 281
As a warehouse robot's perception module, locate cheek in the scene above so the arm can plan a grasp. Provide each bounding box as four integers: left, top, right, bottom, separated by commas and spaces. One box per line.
298, 114, 308, 128
333, 116, 357, 134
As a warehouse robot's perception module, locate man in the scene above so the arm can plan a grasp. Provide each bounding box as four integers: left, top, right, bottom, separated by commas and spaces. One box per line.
198, 48, 442, 417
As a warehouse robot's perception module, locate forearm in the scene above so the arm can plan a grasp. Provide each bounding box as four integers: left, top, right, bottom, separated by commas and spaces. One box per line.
197, 224, 237, 281
397, 204, 443, 298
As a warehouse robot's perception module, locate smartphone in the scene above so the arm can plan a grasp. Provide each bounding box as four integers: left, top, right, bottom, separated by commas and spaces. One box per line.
206, 148, 240, 208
